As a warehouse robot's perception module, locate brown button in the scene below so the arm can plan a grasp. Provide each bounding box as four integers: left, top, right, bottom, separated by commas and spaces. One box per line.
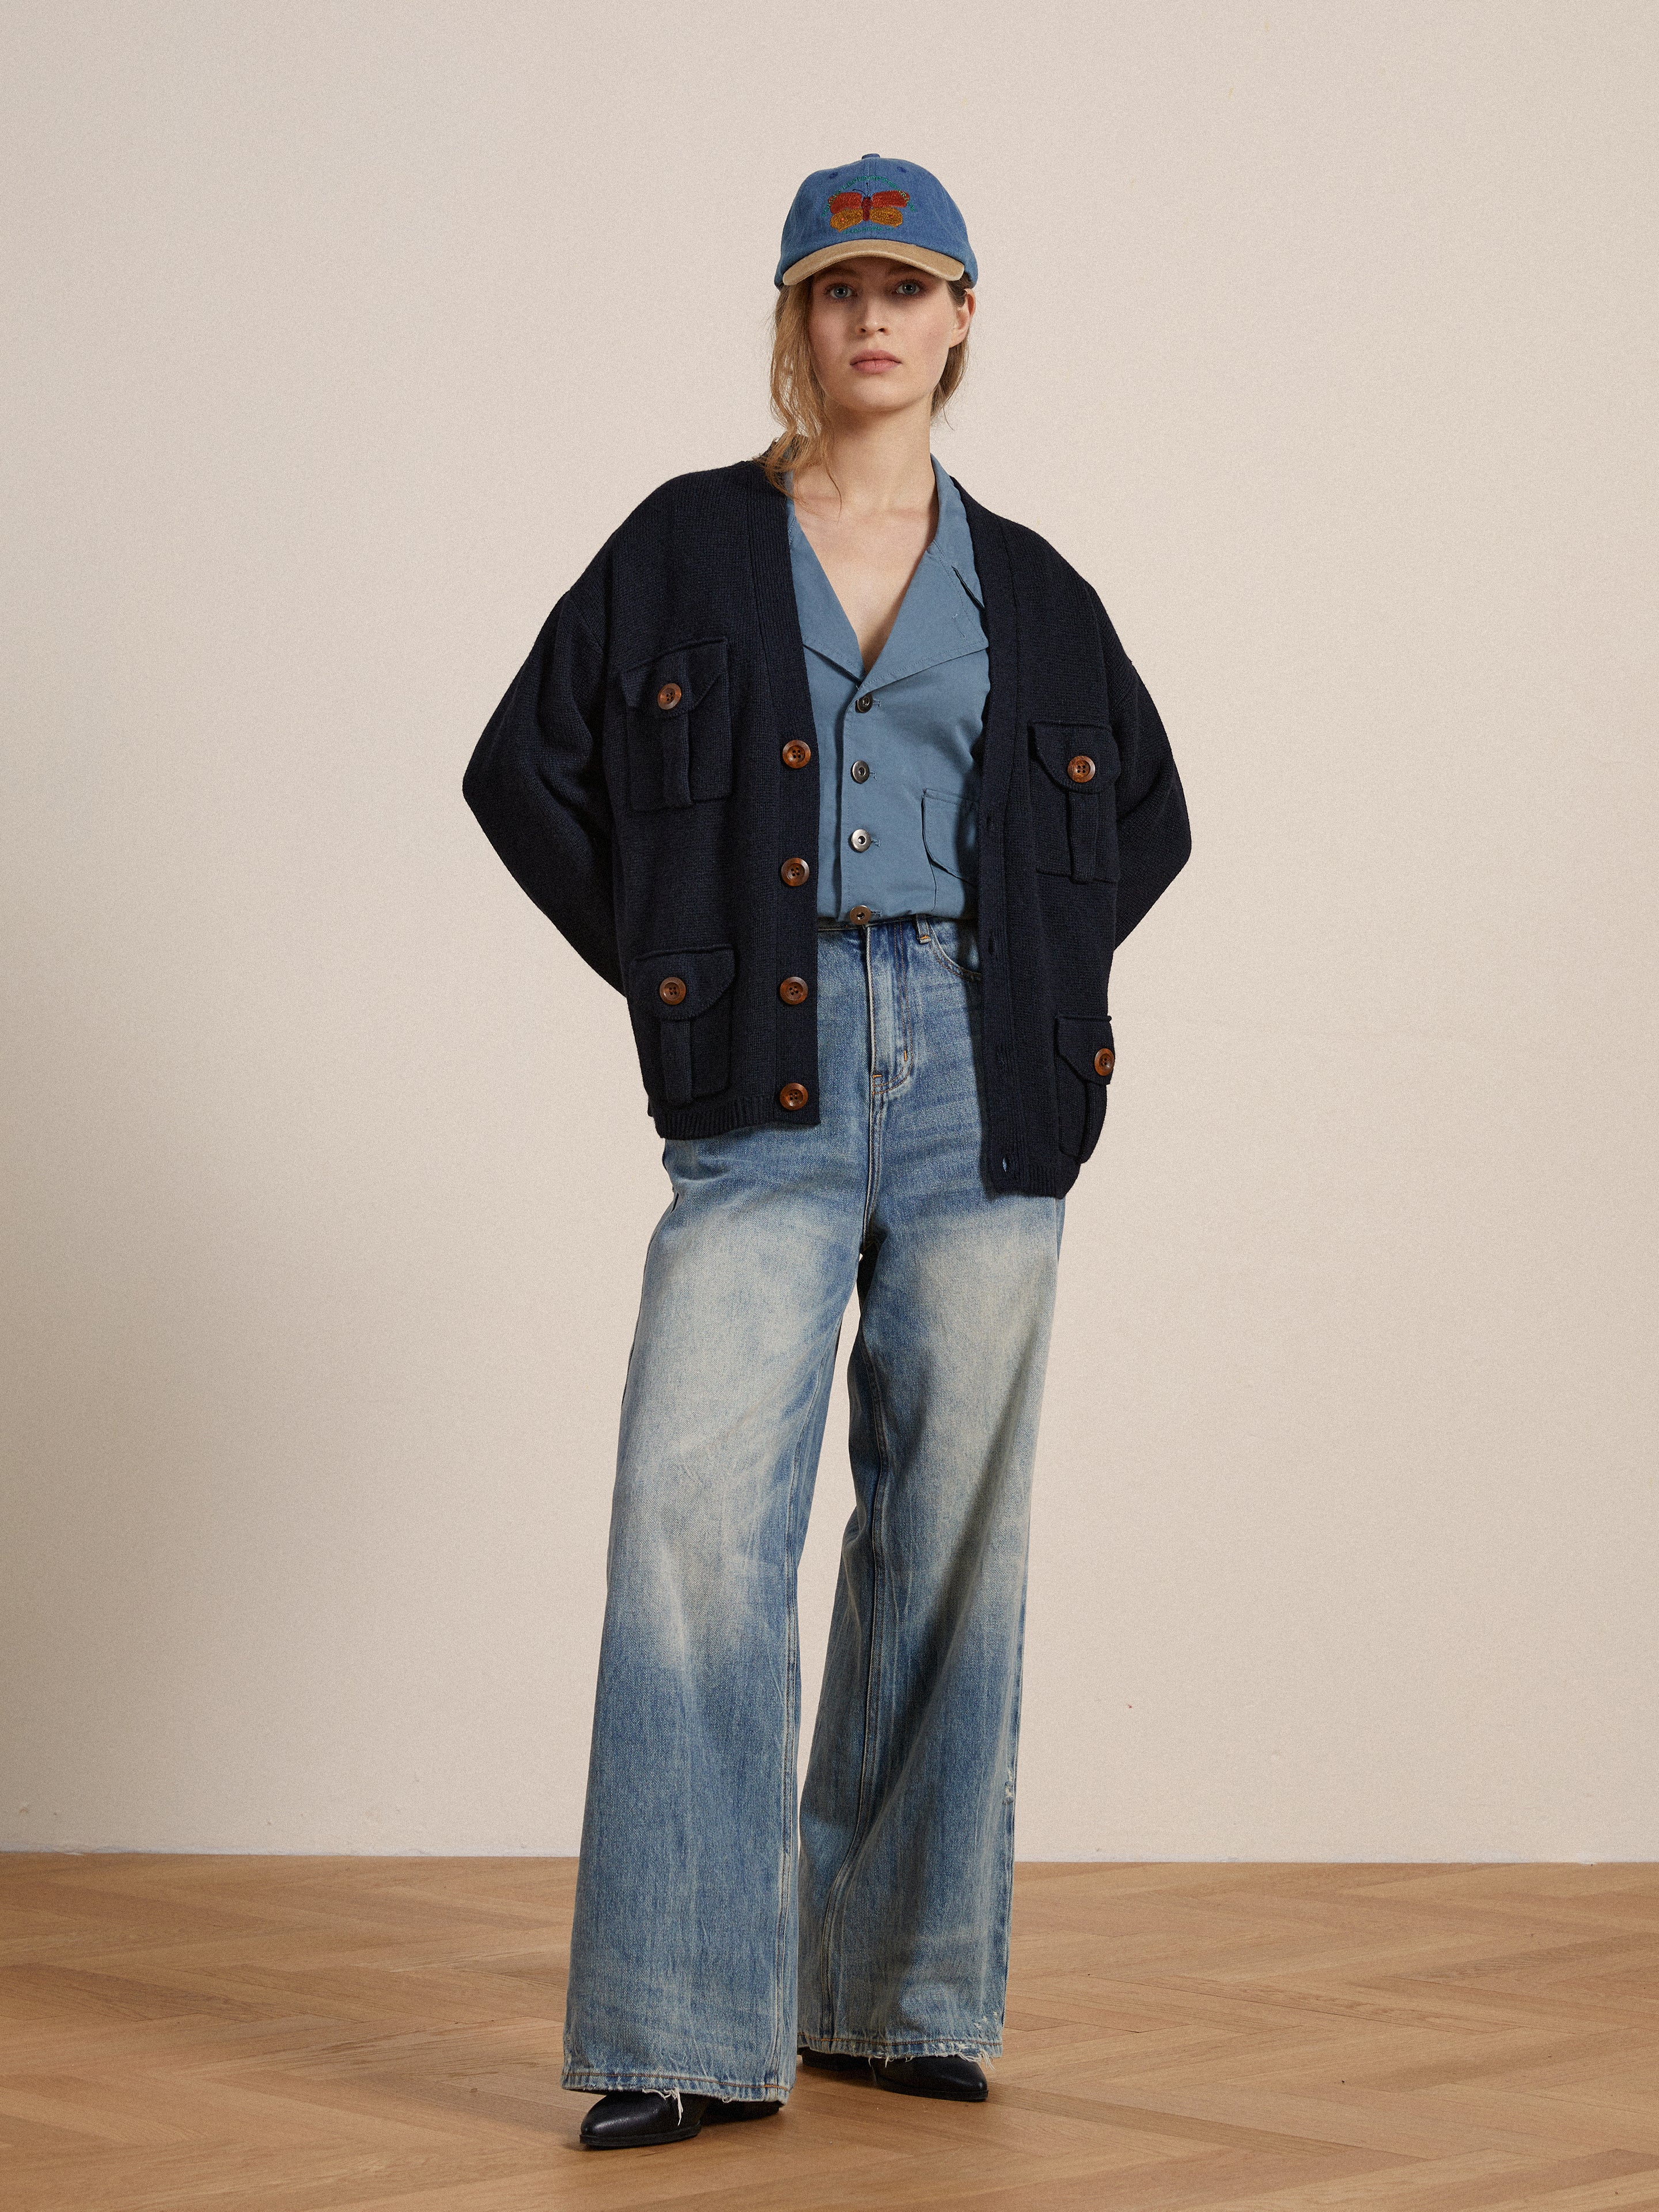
1094, 1045, 1115, 1078
780, 856, 810, 886
658, 975, 687, 1005
778, 1081, 809, 1110
778, 975, 809, 1005
781, 739, 812, 768
849, 904, 873, 926
656, 681, 683, 711
1067, 753, 1096, 784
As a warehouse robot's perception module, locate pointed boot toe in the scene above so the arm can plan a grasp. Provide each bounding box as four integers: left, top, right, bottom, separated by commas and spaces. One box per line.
579, 2089, 709, 2148
873, 2052, 988, 2101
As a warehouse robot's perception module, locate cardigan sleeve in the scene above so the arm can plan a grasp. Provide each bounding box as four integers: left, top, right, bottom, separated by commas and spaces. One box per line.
1094, 590, 1191, 947
462, 587, 624, 994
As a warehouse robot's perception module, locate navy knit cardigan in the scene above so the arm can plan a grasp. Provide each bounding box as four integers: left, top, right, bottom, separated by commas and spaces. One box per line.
463, 457, 1190, 1199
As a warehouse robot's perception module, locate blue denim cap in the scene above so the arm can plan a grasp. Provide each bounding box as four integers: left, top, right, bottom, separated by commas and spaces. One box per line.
776, 153, 978, 290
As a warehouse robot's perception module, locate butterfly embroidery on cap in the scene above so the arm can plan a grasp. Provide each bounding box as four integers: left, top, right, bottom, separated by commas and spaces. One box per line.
827, 174, 910, 231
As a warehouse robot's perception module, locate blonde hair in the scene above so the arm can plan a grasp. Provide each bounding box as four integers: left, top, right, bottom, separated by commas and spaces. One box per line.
755, 266, 974, 496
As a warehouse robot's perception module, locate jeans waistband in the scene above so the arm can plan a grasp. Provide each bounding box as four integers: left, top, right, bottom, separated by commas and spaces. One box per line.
815, 914, 978, 936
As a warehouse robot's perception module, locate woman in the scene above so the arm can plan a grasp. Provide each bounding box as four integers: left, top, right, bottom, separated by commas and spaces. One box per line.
464, 153, 1190, 2153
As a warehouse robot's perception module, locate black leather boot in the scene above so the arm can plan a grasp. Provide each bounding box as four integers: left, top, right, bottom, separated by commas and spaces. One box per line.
874, 2052, 988, 2101
578, 2089, 782, 2149
798, 2047, 989, 2101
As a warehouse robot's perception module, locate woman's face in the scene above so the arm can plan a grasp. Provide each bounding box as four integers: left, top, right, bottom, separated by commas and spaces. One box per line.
805, 255, 974, 422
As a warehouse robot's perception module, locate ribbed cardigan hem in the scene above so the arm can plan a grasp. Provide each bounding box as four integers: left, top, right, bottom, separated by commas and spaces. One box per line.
649, 1092, 815, 1139
647, 1090, 1084, 1196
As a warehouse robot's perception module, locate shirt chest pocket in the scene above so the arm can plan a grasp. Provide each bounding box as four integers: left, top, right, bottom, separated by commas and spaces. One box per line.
922, 785, 980, 883
619, 639, 733, 812
1028, 723, 1120, 883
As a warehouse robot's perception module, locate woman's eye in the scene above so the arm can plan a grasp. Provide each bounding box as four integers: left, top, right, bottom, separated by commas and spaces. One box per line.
896, 280, 922, 295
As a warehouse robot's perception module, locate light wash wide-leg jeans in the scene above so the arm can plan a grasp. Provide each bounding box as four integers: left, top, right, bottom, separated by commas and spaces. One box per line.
560, 914, 1065, 2101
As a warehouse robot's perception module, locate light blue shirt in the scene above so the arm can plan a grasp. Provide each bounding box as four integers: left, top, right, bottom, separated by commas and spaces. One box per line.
786, 453, 989, 922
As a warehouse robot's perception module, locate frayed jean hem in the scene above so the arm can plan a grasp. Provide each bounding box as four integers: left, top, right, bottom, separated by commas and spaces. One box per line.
561, 2064, 793, 2101
798, 2033, 1002, 2062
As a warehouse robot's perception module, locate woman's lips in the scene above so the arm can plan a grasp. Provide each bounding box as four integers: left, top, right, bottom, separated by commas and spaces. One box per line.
851, 353, 899, 371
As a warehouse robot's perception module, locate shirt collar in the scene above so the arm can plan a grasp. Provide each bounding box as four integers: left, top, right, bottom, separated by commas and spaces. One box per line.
785, 487, 864, 679
785, 453, 986, 689
927, 455, 984, 612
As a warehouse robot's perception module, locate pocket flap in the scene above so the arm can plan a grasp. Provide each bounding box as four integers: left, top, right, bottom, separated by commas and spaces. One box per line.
619, 637, 728, 714
921, 786, 979, 880
627, 944, 737, 1020
1029, 721, 1119, 791
1055, 1012, 1115, 1082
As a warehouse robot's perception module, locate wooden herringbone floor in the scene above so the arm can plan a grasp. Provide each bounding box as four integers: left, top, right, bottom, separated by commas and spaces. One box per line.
2, 1858, 1657, 2209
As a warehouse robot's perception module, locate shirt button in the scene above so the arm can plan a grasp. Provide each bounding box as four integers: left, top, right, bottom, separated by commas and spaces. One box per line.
1067, 753, 1096, 783
782, 739, 812, 767
656, 682, 683, 711
778, 1081, 809, 1110
778, 975, 809, 1004
657, 976, 687, 1004
780, 856, 811, 886
850, 759, 870, 782
849, 828, 872, 851
849, 904, 873, 925
855, 693, 874, 713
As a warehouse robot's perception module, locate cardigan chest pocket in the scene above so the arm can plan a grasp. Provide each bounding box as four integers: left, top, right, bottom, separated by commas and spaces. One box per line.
1054, 1013, 1115, 1161
627, 944, 737, 1107
619, 639, 732, 813
1029, 723, 1120, 883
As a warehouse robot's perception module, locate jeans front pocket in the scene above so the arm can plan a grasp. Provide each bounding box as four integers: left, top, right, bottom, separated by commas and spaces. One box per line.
1053, 1012, 1115, 1160
627, 944, 738, 1107
1028, 723, 1120, 883
919, 917, 983, 981
619, 638, 732, 812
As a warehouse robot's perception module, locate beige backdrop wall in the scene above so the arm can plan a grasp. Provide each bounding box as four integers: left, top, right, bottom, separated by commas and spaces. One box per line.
4, 1, 1655, 1858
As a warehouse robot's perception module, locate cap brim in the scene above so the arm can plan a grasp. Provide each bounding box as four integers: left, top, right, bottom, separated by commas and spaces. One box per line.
781, 241, 968, 286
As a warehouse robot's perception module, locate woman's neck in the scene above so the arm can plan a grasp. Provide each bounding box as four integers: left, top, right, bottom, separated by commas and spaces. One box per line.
792, 407, 935, 520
